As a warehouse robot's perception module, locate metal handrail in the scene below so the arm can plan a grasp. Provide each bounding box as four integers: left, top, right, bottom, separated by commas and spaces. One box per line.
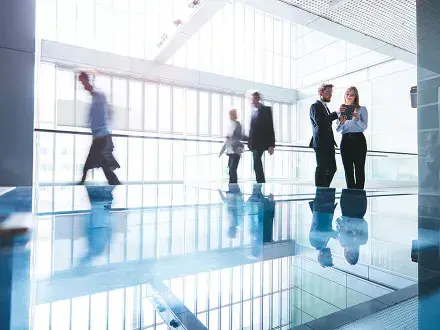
34, 128, 418, 156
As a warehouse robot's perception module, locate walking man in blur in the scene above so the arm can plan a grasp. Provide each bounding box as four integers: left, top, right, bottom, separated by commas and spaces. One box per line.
248, 91, 275, 183
78, 71, 121, 185
309, 83, 340, 187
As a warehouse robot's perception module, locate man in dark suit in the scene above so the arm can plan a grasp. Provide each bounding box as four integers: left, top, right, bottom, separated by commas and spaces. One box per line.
248, 91, 275, 183
309, 83, 340, 187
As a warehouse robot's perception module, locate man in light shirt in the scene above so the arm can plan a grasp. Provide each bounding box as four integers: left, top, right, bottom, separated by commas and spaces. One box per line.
78, 71, 120, 185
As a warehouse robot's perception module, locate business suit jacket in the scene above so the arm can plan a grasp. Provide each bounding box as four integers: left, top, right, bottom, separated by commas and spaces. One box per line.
248, 105, 276, 151
309, 101, 338, 149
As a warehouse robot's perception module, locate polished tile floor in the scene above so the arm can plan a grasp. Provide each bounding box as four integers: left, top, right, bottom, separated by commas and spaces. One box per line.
0, 183, 421, 329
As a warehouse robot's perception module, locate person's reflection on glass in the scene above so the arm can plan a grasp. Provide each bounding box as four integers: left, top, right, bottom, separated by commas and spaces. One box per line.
423, 133, 440, 190
218, 184, 244, 239
247, 184, 275, 259
80, 186, 115, 265
336, 189, 368, 265
309, 188, 338, 267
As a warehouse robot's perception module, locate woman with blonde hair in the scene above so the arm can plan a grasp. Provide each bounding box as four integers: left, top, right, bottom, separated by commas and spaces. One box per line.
336, 86, 368, 189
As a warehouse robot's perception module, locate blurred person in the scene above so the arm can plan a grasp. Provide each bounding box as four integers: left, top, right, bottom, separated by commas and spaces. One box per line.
309, 188, 338, 267
309, 83, 340, 187
219, 109, 245, 184
247, 184, 275, 259
80, 186, 115, 265
336, 86, 369, 189
247, 91, 275, 183
78, 71, 120, 185
218, 184, 245, 239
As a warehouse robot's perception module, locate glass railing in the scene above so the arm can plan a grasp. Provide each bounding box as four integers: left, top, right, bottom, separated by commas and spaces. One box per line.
184, 146, 418, 186
34, 128, 418, 187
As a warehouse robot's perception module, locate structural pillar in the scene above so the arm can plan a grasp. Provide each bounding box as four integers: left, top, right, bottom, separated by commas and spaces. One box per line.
0, 0, 36, 186
417, 0, 440, 328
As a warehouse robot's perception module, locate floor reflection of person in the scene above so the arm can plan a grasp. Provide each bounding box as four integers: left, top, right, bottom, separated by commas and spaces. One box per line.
218, 184, 245, 239
423, 133, 440, 190
78, 71, 121, 185
309, 188, 338, 267
336, 189, 368, 265
80, 186, 115, 264
247, 184, 275, 258
219, 109, 245, 184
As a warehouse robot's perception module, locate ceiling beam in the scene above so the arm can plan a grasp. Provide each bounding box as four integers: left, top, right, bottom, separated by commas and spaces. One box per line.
154, 0, 228, 64
239, 0, 416, 65
41, 40, 297, 103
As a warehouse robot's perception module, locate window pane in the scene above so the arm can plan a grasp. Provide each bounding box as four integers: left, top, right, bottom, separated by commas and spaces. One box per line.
283, 56, 291, 88
264, 50, 273, 85
95, 5, 113, 52
38, 0, 56, 40
158, 140, 172, 180
283, 21, 291, 58
186, 89, 197, 135
282, 104, 289, 142
77, 0, 95, 48
234, 3, 245, 79
145, 83, 157, 131
173, 87, 184, 134
130, 13, 145, 58
114, 0, 128, 11
187, 34, 199, 70
159, 85, 171, 132
38, 64, 56, 125
112, 78, 128, 131
274, 19, 282, 54
57, 0, 76, 44
222, 4, 234, 77
272, 103, 281, 142
113, 137, 127, 182
173, 141, 185, 180
55, 134, 74, 182
211, 10, 223, 75
255, 13, 264, 81
222, 95, 232, 136
199, 22, 211, 72
274, 54, 282, 87
144, 140, 158, 180
113, 11, 129, 56
38, 133, 54, 182
199, 92, 209, 135
264, 15, 273, 51
211, 94, 221, 136
129, 80, 143, 131
56, 70, 75, 128
128, 139, 143, 181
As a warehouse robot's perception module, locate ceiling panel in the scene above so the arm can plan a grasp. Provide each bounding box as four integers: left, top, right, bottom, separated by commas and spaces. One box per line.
281, 0, 416, 54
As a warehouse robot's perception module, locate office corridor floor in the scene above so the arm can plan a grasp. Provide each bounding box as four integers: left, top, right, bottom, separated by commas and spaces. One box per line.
0, 183, 427, 329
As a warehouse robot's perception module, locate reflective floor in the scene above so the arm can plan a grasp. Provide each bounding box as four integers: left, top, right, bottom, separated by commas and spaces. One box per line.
0, 183, 420, 329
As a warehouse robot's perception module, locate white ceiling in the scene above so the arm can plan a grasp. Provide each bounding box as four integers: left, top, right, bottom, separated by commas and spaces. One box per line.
281, 0, 416, 54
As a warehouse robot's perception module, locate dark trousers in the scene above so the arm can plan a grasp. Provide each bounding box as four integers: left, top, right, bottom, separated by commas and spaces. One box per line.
340, 133, 367, 189
314, 146, 337, 188
81, 166, 120, 185
252, 150, 266, 183
228, 154, 241, 184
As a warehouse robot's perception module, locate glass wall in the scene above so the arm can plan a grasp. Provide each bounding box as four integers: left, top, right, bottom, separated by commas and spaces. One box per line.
37, 0, 195, 60
35, 0, 417, 186
35, 64, 295, 184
